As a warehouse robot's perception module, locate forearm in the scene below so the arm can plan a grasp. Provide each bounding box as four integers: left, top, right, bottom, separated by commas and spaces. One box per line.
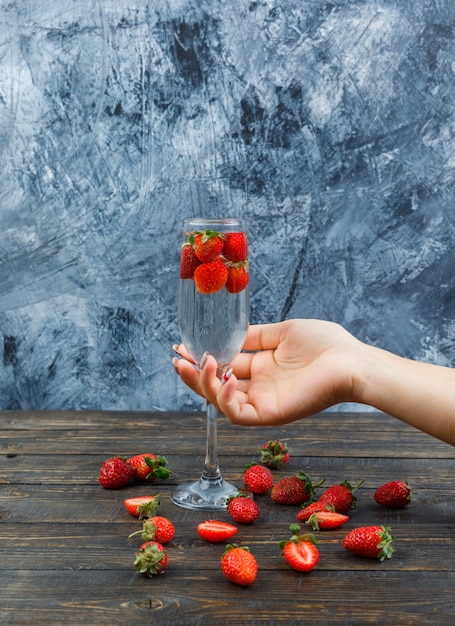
356, 345, 455, 445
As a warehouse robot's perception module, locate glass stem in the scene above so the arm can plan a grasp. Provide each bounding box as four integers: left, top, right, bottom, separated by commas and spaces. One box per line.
202, 401, 222, 481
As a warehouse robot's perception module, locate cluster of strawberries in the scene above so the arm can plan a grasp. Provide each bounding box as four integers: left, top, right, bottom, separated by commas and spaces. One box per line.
180, 229, 249, 294
98, 452, 172, 489
98, 440, 412, 586
209, 440, 410, 582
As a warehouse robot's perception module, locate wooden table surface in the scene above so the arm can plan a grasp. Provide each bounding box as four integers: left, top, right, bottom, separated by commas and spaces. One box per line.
1, 409, 455, 625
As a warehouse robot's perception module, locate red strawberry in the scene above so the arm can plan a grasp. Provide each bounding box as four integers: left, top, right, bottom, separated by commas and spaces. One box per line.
98, 456, 133, 489
226, 263, 249, 294
127, 453, 172, 481
278, 524, 320, 573
374, 480, 412, 508
129, 515, 175, 544
342, 525, 395, 560
259, 439, 289, 469
193, 230, 225, 262
124, 495, 160, 518
133, 541, 167, 577
243, 464, 273, 494
197, 520, 239, 543
221, 544, 257, 586
194, 259, 228, 294
271, 472, 323, 506
180, 243, 201, 278
319, 479, 364, 514
227, 494, 260, 524
223, 232, 248, 262
306, 510, 349, 531
296, 501, 333, 522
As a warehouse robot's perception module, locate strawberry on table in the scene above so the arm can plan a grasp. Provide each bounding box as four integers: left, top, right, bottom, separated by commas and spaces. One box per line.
278, 524, 320, 573
124, 495, 160, 518
129, 515, 175, 544
98, 456, 133, 489
197, 520, 239, 543
306, 510, 349, 531
296, 501, 331, 522
342, 525, 396, 561
193, 230, 225, 262
222, 232, 248, 262
243, 464, 273, 495
374, 480, 412, 508
259, 439, 289, 469
319, 480, 364, 514
271, 472, 323, 506
227, 494, 260, 524
194, 259, 228, 294
180, 243, 201, 279
127, 453, 172, 482
133, 541, 167, 577
221, 544, 257, 586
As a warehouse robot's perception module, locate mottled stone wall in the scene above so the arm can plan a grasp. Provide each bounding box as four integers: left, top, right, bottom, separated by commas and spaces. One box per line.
1, 1, 455, 411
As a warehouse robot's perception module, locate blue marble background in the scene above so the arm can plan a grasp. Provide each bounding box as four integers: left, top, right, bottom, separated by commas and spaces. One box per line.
1, 0, 455, 411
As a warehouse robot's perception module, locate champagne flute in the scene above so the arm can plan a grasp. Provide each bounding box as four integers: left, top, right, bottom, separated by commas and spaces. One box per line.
172, 217, 250, 510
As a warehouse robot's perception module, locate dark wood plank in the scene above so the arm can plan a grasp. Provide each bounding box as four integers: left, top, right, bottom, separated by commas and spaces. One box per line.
1, 410, 455, 625
1, 570, 455, 625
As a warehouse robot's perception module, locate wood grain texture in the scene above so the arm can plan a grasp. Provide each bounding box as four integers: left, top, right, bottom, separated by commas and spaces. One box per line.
1, 410, 455, 625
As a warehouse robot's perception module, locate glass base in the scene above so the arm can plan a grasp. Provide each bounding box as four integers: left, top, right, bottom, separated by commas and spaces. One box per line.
171, 475, 239, 511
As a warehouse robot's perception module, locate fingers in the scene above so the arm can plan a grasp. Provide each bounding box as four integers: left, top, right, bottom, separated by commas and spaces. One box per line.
173, 357, 203, 397
173, 343, 195, 364
242, 322, 288, 352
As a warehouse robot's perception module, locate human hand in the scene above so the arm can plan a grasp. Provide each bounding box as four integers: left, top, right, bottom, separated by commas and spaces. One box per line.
173, 319, 364, 426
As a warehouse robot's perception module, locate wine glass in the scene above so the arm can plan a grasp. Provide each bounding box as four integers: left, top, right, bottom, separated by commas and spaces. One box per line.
172, 217, 250, 510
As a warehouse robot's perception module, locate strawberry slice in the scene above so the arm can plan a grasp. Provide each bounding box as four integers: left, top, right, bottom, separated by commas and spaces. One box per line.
296, 501, 331, 522
124, 495, 160, 518
197, 520, 239, 543
306, 510, 349, 530
279, 524, 319, 573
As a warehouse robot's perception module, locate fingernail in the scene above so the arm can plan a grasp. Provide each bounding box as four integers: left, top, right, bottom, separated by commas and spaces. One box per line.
172, 357, 180, 373
199, 351, 208, 370
172, 344, 181, 355
221, 368, 233, 385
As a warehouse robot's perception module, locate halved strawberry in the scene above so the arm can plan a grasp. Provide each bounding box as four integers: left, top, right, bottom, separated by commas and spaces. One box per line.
296, 501, 331, 522
306, 510, 349, 530
278, 524, 319, 573
124, 495, 160, 518
197, 520, 239, 543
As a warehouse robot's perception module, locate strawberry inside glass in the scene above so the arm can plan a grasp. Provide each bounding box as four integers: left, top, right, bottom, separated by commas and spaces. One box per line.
174, 217, 250, 511
180, 229, 249, 294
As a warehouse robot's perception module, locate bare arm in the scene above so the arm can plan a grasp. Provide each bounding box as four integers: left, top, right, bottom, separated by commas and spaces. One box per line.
173, 319, 455, 446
